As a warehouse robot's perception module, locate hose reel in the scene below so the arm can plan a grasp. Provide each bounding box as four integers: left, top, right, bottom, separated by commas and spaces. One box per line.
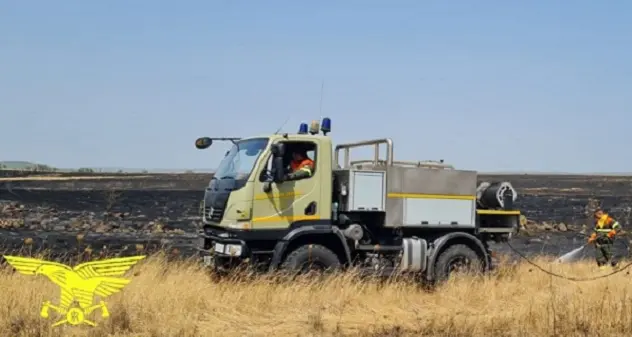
476, 181, 518, 209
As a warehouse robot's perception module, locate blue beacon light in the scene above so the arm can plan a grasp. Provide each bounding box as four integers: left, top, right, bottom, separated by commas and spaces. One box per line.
298, 123, 308, 134
321, 117, 331, 135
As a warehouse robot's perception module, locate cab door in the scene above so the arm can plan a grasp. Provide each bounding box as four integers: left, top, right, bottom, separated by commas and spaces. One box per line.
251, 140, 321, 230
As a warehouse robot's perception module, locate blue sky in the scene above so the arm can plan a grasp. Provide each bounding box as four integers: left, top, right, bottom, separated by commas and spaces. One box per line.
1, 1, 630, 173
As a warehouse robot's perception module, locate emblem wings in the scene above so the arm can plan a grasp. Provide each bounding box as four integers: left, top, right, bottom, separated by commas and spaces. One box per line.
2, 255, 71, 275
72, 255, 146, 298
3, 255, 145, 297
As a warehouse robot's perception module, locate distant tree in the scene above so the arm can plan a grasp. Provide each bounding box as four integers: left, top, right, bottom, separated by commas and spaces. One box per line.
28, 164, 56, 172
78, 167, 95, 173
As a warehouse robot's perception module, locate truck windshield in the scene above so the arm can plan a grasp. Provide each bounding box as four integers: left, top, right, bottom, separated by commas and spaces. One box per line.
213, 138, 269, 180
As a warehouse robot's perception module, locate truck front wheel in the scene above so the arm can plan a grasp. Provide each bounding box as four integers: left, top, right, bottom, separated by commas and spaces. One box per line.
280, 244, 341, 275
433, 244, 483, 282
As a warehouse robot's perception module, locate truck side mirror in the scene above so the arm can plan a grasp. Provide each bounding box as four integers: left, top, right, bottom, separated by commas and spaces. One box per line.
270, 143, 285, 157
195, 137, 213, 149
272, 157, 285, 183
269, 143, 286, 183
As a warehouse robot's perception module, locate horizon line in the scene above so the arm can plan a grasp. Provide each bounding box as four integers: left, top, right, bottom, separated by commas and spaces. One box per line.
3, 167, 632, 176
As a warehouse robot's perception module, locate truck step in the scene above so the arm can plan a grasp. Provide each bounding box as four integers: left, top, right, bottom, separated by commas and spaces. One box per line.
356, 266, 398, 277
355, 244, 402, 252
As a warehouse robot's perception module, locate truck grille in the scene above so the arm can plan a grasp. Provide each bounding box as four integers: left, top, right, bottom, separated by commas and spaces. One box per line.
204, 206, 224, 222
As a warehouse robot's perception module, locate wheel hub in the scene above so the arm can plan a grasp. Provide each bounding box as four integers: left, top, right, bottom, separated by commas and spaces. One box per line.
446, 256, 471, 274
300, 260, 327, 274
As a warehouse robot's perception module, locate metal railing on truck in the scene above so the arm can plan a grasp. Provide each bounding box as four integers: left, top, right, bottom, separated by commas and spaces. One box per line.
349, 160, 454, 170
334, 138, 453, 170
334, 138, 394, 169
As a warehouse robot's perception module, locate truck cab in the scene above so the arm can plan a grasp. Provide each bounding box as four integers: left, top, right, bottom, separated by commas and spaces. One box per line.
196, 118, 520, 283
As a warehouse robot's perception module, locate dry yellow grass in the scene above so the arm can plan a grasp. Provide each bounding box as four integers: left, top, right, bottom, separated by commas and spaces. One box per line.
0, 175, 151, 182
1, 253, 632, 337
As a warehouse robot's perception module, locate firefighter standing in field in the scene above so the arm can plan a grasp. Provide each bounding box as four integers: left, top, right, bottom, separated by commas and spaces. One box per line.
285, 148, 314, 181
587, 208, 621, 269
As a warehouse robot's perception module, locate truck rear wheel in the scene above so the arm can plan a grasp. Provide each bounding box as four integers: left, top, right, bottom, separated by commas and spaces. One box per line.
433, 244, 483, 282
280, 244, 341, 275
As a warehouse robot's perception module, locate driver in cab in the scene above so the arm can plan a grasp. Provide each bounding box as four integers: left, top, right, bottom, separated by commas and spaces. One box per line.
285, 148, 314, 181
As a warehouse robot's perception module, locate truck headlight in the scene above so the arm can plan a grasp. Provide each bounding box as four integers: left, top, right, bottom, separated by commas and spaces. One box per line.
213, 242, 242, 256
226, 244, 242, 256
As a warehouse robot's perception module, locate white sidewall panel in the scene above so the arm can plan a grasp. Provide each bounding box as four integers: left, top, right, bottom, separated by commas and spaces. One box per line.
403, 198, 475, 227
350, 171, 385, 211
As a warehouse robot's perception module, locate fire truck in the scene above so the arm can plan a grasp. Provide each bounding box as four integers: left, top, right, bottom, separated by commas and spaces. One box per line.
195, 118, 520, 282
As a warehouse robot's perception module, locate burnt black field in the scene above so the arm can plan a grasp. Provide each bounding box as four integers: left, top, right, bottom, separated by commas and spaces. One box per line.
1, 170, 631, 262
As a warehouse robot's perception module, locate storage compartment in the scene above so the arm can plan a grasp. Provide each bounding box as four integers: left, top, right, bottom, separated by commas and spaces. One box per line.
348, 170, 386, 211
403, 198, 475, 227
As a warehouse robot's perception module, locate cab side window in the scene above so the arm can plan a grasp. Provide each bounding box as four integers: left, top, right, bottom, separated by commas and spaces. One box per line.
259, 140, 317, 182
283, 141, 317, 181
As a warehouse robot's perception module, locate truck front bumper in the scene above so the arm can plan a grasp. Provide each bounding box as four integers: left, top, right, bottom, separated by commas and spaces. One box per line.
199, 226, 252, 269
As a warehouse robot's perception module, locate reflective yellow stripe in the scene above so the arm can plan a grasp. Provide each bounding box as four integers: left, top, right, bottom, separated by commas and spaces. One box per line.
595, 215, 620, 233
299, 167, 312, 175
252, 215, 320, 223
387, 193, 475, 200
477, 210, 521, 215
254, 191, 304, 200
595, 220, 620, 232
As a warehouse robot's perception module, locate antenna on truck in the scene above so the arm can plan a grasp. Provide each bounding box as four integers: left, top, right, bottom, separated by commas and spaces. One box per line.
319, 79, 324, 115
273, 115, 291, 135
273, 79, 325, 136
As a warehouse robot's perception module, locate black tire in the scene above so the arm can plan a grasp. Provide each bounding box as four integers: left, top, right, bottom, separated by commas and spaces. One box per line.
280, 244, 341, 275
433, 244, 483, 283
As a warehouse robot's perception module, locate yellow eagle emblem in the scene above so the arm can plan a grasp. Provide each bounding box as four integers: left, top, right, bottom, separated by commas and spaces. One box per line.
3, 255, 145, 327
